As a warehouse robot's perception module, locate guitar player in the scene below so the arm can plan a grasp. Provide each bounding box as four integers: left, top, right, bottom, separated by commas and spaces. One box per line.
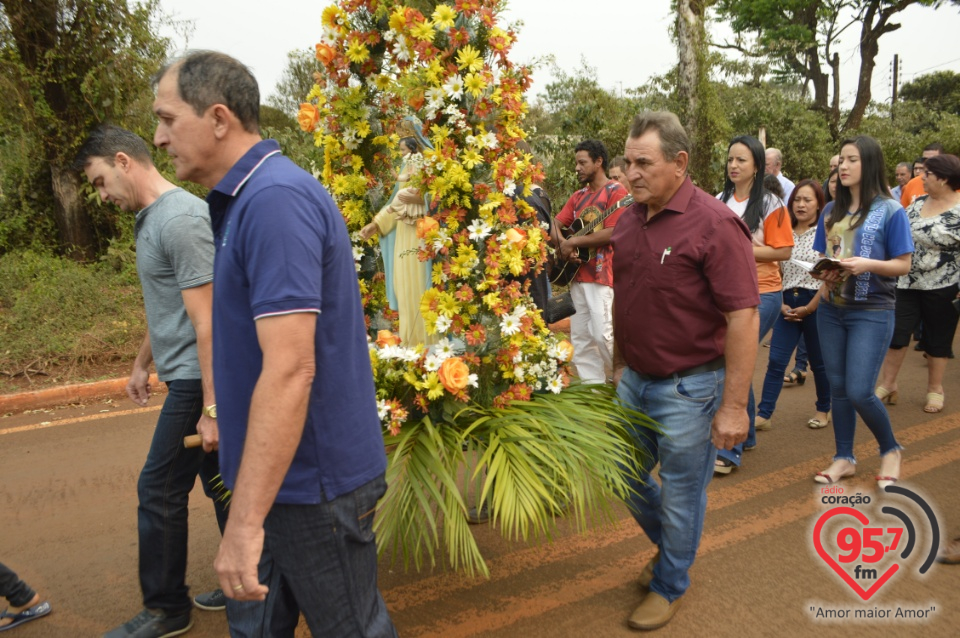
551, 140, 629, 384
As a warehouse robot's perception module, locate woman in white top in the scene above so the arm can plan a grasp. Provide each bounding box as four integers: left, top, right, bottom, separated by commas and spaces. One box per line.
756, 180, 832, 429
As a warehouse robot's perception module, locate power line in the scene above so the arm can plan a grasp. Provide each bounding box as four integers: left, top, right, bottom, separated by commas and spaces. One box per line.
902, 56, 960, 79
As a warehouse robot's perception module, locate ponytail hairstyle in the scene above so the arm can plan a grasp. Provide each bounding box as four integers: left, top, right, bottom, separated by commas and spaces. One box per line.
829, 135, 890, 231
720, 135, 767, 233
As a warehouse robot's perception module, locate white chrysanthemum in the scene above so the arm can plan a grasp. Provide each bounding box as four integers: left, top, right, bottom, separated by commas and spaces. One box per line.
432, 229, 451, 252
398, 348, 421, 363
352, 245, 364, 261
423, 354, 443, 372
444, 75, 464, 99
467, 219, 492, 241
547, 376, 563, 394
435, 315, 452, 333
513, 365, 525, 381
376, 399, 390, 421
468, 373, 479, 387
348, 75, 362, 89
503, 179, 517, 196
500, 314, 521, 335
426, 86, 446, 104
434, 338, 456, 359
482, 131, 498, 149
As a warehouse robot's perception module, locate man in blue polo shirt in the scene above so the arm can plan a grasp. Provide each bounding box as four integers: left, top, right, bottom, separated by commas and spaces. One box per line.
152, 51, 396, 637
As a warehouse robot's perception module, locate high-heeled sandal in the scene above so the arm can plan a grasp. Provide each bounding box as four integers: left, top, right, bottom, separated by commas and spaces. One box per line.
784, 369, 806, 385
875, 386, 898, 405
814, 465, 856, 484
876, 450, 901, 489
924, 392, 944, 413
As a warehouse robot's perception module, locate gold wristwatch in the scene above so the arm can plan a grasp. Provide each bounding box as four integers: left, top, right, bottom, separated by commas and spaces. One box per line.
202, 404, 217, 419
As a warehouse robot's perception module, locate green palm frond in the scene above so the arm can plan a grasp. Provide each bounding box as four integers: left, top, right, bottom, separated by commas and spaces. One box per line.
374, 383, 657, 577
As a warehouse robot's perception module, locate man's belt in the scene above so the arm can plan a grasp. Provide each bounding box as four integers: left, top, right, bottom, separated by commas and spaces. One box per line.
635, 356, 725, 382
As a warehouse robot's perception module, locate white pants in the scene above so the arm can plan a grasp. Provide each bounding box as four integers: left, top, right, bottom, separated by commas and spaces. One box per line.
569, 281, 614, 384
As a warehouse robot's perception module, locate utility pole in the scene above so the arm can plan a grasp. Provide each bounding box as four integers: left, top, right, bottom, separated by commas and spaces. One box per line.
892, 54, 900, 104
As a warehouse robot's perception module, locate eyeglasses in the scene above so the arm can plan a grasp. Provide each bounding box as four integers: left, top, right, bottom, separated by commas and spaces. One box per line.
923, 169, 937, 177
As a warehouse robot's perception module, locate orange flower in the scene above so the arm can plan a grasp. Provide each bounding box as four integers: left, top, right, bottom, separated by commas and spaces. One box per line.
504, 227, 527, 249
315, 43, 336, 66
376, 330, 401, 347
438, 357, 471, 392
416, 216, 439, 239
297, 103, 321, 132
556, 340, 574, 362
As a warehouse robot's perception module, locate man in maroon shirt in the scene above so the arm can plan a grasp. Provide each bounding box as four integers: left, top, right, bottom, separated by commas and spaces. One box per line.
551, 140, 628, 383
611, 112, 759, 630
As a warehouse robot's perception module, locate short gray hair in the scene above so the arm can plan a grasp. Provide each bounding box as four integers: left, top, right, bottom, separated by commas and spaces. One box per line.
154, 51, 260, 134
896, 161, 912, 171
766, 147, 783, 164
628, 111, 689, 161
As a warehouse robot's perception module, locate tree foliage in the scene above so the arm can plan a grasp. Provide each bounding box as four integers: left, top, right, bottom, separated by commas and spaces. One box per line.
267, 48, 318, 117
0, 0, 169, 260
899, 70, 960, 116
711, 0, 952, 138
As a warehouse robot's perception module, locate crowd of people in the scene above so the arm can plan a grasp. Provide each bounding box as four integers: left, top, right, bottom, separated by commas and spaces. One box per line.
3, 49, 960, 636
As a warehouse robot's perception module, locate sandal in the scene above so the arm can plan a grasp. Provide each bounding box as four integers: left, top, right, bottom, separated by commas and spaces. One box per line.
783, 369, 806, 385
0, 601, 51, 632
876, 449, 902, 489
924, 392, 944, 413
814, 460, 855, 484
714, 458, 735, 475
875, 386, 898, 405
807, 413, 831, 429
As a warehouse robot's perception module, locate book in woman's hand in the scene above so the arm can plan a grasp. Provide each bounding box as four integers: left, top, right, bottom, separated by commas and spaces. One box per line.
790, 257, 844, 275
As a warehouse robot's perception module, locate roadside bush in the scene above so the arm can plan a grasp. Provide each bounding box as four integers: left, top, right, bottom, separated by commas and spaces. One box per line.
0, 250, 145, 376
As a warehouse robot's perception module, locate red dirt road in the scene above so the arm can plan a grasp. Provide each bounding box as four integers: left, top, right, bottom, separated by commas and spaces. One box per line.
2, 345, 959, 637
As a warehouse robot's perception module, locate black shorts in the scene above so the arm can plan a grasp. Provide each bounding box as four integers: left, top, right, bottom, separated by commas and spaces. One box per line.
890, 284, 960, 357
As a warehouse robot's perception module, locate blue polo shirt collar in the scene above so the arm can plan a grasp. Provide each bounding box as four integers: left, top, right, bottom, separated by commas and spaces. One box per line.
210, 139, 283, 199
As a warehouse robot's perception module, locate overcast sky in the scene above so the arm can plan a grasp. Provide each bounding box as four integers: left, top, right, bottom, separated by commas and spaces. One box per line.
158, 1, 960, 107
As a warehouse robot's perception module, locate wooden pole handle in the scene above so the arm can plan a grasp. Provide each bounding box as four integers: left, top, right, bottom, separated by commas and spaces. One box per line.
183, 434, 202, 448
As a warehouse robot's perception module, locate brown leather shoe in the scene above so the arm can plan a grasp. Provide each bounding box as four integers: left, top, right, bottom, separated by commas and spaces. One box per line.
628, 592, 682, 631
637, 550, 660, 590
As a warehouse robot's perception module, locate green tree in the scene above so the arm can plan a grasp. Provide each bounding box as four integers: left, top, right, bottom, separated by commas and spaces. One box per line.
530, 61, 644, 201
712, 0, 954, 138
900, 70, 960, 117
267, 48, 318, 116
0, 0, 169, 260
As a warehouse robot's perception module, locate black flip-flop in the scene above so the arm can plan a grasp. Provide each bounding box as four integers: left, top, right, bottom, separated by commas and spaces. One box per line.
0, 601, 51, 632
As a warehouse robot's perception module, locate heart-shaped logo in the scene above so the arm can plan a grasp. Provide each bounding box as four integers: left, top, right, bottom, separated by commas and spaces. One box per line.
813, 506, 899, 600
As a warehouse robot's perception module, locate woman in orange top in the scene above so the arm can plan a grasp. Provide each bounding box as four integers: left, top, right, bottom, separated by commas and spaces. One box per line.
714, 135, 794, 474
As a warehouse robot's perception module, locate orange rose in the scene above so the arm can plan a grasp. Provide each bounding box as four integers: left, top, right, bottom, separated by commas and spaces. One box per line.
416, 216, 439, 239
376, 330, 401, 347
504, 227, 527, 250
556, 340, 574, 362
297, 103, 321, 132
438, 357, 470, 393
315, 43, 336, 66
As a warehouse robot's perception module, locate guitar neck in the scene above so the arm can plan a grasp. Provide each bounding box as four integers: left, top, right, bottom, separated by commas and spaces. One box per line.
573, 195, 633, 237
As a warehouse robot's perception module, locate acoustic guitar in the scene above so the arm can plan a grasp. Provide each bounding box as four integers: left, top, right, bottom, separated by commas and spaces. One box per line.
550, 194, 633, 286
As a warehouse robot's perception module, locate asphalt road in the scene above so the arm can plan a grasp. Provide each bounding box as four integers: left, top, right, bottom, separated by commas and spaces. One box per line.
2, 344, 959, 637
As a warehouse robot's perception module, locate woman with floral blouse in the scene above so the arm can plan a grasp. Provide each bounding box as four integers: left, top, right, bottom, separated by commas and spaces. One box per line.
877, 154, 960, 413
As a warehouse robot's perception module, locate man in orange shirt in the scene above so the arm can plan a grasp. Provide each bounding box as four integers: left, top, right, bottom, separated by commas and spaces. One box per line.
901, 143, 944, 207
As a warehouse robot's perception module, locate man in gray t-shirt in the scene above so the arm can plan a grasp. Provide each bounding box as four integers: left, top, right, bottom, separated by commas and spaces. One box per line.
75, 125, 231, 638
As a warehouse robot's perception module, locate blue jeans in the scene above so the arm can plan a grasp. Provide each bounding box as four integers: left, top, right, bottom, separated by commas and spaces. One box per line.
718, 290, 780, 466
617, 366, 722, 602
758, 288, 831, 417
816, 303, 900, 461
138, 379, 227, 615
259, 475, 397, 638
793, 336, 808, 372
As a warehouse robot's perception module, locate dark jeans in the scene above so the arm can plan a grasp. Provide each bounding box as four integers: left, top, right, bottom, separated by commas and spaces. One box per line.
758, 288, 831, 417
793, 336, 808, 372
259, 474, 397, 638
890, 285, 960, 357
138, 378, 227, 615
0, 561, 35, 607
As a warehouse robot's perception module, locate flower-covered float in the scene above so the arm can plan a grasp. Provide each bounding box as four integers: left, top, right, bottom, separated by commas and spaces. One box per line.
300, 0, 653, 576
